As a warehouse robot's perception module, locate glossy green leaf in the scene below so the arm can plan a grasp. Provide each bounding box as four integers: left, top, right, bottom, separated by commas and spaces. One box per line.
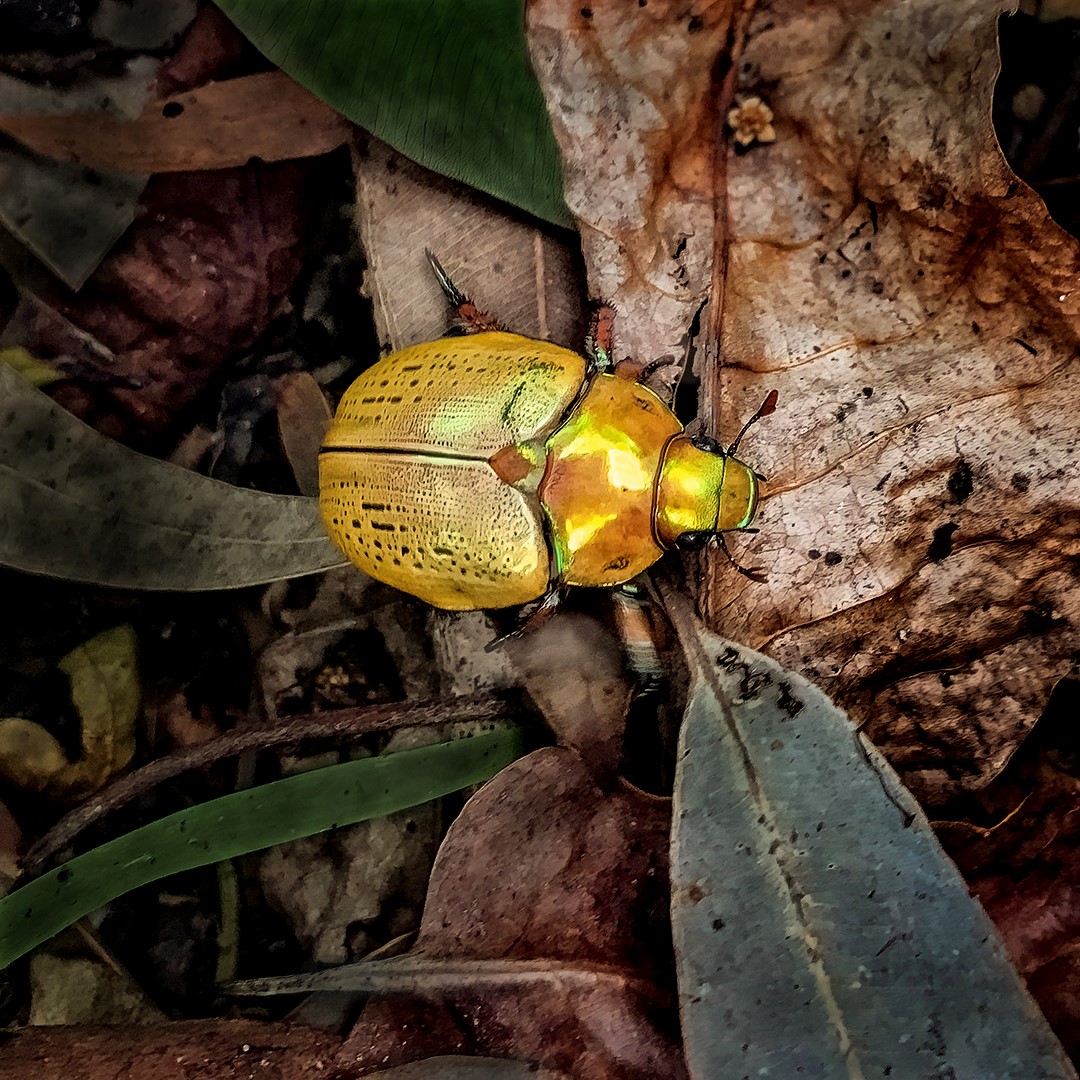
667, 605, 1074, 1079
0, 727, 523, 969
0, 363, 347, 589
213, 0, 572, 227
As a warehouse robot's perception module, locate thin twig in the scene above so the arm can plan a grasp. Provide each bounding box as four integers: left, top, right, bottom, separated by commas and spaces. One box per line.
24, 691, 522, 874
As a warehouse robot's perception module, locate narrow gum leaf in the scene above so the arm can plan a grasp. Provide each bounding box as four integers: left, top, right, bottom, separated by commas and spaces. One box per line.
0, 364, 346, 590
666, 598, 1075, 1079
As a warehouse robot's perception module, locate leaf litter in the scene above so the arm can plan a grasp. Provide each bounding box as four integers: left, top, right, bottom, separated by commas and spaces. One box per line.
0, 0, 1079, 1075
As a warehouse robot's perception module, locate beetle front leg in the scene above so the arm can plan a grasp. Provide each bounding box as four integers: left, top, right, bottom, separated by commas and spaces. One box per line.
426, 249, 505, 334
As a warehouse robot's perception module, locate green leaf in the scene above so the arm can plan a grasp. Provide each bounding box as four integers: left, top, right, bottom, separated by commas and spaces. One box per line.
213, 0, 572, 228
0, 727, 523, 969
0, 363, 347, 589
667, 605, 1073, 1078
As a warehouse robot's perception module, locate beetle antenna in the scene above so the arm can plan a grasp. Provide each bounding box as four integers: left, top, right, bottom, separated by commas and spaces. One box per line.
728, 389, 779, 457
714, 532, 768, 583
425, 248, 468, 308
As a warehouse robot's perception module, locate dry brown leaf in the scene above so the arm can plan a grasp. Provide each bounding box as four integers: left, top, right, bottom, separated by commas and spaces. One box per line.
276, 371, 333, 497
528, 0, 1080, 806
0, 71, 349, 174
500, 613, 633, 780
353, 137, 587, 354
22, 161, 319, 442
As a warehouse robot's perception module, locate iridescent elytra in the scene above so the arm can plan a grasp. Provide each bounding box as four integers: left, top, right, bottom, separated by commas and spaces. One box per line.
319, 255, 772, 614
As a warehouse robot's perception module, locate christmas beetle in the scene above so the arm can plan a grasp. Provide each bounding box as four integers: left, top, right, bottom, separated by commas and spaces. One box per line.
319, 254, 774, 617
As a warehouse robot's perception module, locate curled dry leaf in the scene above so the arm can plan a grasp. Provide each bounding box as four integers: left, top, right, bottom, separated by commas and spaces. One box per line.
499, 612, 632, 780
527, 0, 1080, 805
275, 370, 333, 497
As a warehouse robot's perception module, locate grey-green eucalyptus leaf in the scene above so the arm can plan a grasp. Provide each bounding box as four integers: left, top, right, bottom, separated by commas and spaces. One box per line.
666, 598, 1075, 1079
0, 364, 347, 589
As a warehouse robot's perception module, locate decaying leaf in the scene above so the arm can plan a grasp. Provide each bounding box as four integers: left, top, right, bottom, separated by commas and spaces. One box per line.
275, 371, 333, 498
664, 594, 1075, 1078
0, 364, 346, 589
933, 676, 1080, 1060
0, 625, 138, 802
29, 952, 163, 1026
499, 612, 633, 780
527, 0, 1080, 806
15, 157, 319, 444
0, 71, 349, 174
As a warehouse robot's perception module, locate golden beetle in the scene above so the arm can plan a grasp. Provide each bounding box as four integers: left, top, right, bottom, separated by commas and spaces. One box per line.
319, 255, 773, 615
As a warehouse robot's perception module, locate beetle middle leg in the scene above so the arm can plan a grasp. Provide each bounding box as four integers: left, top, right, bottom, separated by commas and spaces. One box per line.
426, 249, 505, 334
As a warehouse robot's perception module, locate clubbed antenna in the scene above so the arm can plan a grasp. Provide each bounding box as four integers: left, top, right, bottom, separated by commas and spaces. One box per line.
728, 389, 779, 457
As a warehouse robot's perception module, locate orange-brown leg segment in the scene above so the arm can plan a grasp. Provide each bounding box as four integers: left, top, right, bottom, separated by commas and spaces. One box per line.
426, 249, 504, 334
584, 300, 617, 374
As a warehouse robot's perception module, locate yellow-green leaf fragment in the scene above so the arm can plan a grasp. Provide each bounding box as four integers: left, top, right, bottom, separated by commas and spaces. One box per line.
0, 727, 523, 970
0, 625, 139, 801
0, 346, 62, 388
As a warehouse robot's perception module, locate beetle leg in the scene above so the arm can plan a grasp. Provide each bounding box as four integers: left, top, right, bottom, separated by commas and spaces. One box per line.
714, 533, 769, 583
485, 583, 567, 651
425, 249, 504, 334
584, 301, 617, 374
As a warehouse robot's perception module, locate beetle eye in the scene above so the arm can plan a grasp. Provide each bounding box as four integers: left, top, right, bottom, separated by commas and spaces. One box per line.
690, 433, 723, 455
676, 531, 712, 551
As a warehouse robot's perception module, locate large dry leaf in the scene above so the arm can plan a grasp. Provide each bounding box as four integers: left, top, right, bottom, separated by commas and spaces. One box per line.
238, 747, 681, 1078
527, 0, 1080, 805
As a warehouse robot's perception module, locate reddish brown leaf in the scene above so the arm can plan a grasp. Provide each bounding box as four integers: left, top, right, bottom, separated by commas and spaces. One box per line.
339, 747, 683, 1079
27, 161, 321, 443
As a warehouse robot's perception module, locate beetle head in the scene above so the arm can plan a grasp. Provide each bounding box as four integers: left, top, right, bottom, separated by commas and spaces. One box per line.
654, 436, 760, 547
